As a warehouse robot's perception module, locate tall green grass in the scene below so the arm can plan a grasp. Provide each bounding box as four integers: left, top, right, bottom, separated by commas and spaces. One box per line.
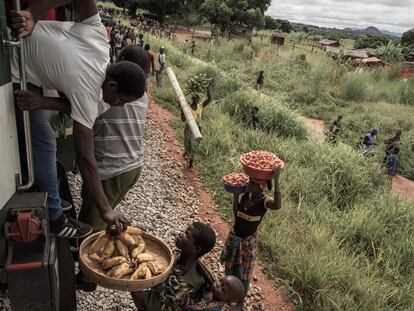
146, 34, 414, 310
182, 35, 414, 179
341, 75, 367, 101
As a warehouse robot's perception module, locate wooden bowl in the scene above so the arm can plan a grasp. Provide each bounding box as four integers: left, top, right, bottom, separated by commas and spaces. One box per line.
79, 231, 175, 291
240, 154, 285, 181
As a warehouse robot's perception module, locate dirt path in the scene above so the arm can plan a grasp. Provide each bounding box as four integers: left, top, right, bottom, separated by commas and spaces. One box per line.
175, 27, 211, 42
148, 93, 292, 311
297, 117, 414, 201
392, 175, 414, 201
300, 117, 326, 142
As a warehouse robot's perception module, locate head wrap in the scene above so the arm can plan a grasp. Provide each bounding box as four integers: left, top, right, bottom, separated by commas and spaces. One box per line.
250, 178, 268, 189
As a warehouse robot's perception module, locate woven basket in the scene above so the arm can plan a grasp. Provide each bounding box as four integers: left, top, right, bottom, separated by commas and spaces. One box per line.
79, 231, 175, 291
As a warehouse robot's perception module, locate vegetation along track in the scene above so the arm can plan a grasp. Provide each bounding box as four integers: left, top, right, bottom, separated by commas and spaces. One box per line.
186, 43, 414, 202
146, 32, 414, 310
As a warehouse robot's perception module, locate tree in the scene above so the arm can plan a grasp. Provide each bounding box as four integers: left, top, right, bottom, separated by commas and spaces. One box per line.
250, 0, 271, 14
201, 0, 232, 31
377, 41, 404, 63
113, 0, 190, 23
276, 19, 292, 33
264, 15, 278, 30
241, 8, 264, 29
401, 29, 414, 47
328, 33, 340, 41
201, 0, 270, 31
354, 34, 389, 49
402, 45, 414, 60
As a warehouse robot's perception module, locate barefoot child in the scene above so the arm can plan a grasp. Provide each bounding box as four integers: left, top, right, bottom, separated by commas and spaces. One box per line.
255, 71, 264, 90
183, 275, 245, 311
221, 166, 282, 291
132, 222, 217, 311
251, 107, 264, 132
182, 87, 212, 168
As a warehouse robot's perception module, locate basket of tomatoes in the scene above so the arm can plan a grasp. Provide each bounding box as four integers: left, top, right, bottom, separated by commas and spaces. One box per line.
222, 173, 249, 194
240, 151, 284, 181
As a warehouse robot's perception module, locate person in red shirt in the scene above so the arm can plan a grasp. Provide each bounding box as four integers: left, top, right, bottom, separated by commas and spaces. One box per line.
144, 44, 155, 89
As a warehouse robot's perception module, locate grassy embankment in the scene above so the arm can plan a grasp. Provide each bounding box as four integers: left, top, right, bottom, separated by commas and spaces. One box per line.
190, 34, 414, 179
144, 33, 414, 311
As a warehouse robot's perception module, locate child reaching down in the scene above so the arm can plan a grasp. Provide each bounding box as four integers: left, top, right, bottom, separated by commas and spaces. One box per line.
132, 222, 217, 311
183, 275, 245, 311
221, 166, 282, 291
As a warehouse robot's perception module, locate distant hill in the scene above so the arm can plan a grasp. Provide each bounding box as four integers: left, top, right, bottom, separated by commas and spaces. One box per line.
291, 22, 401, 39
344, 26, 401, 38
379, 30, 402, 38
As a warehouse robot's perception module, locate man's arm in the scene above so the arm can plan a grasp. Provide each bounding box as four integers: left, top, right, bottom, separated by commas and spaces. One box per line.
15, 90, 71, 115
10, 0, 71, 37
266, 167, 282, 210
202, 87, 212, 108
73, 121, 130, 232
11, 0, 98, 38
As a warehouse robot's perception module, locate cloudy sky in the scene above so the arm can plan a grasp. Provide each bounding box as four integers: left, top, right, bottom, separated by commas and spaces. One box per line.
267, 0, 413, 34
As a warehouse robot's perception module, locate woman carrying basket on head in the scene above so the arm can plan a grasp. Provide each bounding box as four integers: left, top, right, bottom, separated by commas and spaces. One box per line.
221, 165, 283, 301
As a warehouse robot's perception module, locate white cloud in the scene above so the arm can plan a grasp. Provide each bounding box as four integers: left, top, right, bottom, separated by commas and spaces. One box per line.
267, 0, 414, 33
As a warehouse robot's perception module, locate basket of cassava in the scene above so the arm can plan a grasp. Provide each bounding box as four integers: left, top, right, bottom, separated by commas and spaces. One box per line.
79, 227, 175, 291
240, 151, 284, 181
222, 173, 249, 194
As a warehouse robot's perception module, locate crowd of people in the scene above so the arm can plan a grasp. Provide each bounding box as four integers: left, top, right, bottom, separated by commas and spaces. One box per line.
6, 1, 281, 310
98, 5, 177, 43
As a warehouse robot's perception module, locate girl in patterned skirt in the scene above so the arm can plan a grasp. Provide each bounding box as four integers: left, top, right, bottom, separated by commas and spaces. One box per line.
221, 166, 283, 292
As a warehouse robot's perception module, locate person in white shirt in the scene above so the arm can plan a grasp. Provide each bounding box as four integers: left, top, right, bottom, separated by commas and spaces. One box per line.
154, 46, 166, 87
114, 31, 123, 57
10, 0, 145, 238
363, 128, 379, 155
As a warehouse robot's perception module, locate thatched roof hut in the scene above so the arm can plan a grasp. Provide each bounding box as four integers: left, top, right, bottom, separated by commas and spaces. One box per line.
319, 39, 340, 47
271, 33, 285, 45
229, 25, 253, 40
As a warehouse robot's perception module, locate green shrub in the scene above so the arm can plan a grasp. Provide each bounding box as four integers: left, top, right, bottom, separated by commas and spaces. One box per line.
398, 79, 414, 106
233, 42, 245, 53
220, 90, 307, 139
341, 75, 367, 101
399, 129, 414, 179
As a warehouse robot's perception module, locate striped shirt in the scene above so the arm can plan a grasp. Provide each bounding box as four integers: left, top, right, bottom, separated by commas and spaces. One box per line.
93, 93, 148, 180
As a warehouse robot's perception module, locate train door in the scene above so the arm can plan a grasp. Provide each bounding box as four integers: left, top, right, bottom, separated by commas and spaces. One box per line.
0, 0, 20, 219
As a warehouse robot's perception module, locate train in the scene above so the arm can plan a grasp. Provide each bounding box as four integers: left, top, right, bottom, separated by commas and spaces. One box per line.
0, 1, 76, 310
